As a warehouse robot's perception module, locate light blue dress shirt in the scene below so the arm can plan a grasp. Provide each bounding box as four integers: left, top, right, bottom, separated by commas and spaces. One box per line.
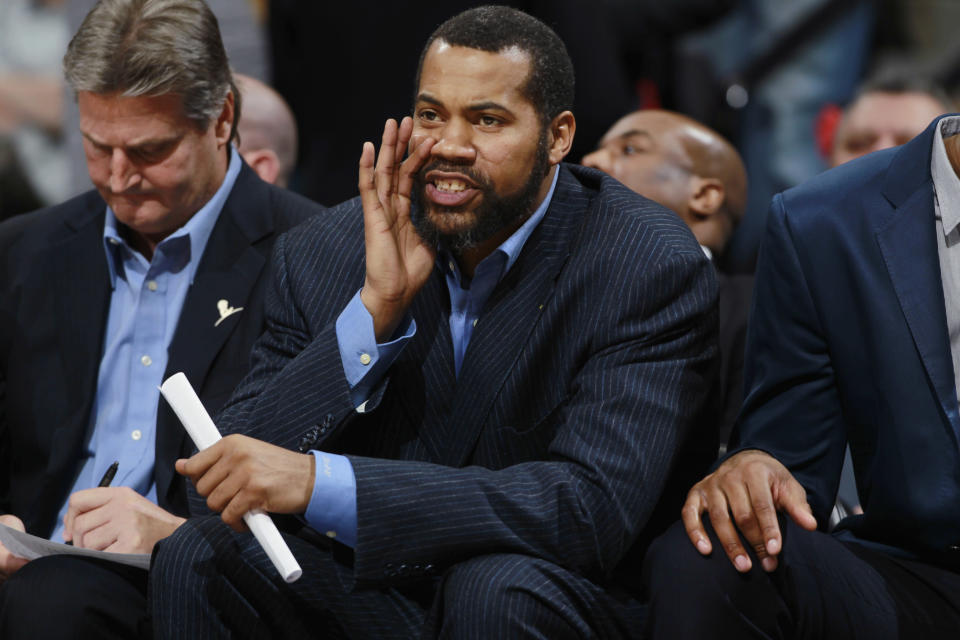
51, 148, 242, 542
306, 168, 560, 548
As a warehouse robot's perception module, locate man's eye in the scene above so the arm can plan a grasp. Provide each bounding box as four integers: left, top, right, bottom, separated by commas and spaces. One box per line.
419, 110, 439, 122
479, 115, 499, 126
622, 144, 640, 155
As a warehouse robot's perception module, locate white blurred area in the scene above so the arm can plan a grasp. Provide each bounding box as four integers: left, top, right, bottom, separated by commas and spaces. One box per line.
0, 0, 70, 216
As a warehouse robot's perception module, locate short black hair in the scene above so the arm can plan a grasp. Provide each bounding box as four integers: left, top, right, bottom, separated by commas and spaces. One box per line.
414, 6, 575, 125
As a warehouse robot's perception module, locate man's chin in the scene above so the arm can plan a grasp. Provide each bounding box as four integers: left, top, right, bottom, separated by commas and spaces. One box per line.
424, 208, 479, 236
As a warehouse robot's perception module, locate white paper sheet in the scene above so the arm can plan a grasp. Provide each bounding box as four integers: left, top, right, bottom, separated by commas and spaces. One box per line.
0, 523, 150, 570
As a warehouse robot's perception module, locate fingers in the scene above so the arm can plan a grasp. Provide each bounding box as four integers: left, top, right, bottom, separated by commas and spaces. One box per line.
192, 455, 233, 499
397, 136, 435, 204
704, 484, 752, 572
393, 116, 413, 194
204, 467, 246, 515
73, 516, 117, 551
375, 118, 400, 207
62, 487, 112, 541
779, 477, 818, 531
681, 488, 713, 555
0, 514, 24, 532
177, 445, 221, 483
744, 472, 785, 557
0, 547, 28, 578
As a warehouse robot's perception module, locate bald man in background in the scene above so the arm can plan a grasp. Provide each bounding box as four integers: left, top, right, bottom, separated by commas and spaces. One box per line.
235, 74, 298, 188
584, 109, 750, 444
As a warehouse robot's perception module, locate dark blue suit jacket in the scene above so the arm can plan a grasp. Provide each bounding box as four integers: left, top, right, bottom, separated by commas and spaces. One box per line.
733, 115, 960, 564
0, 162, 322, 537
214, 164, 719, 590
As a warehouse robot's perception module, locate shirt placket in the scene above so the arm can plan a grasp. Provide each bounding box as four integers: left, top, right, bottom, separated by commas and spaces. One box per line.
116, 262, 167, 490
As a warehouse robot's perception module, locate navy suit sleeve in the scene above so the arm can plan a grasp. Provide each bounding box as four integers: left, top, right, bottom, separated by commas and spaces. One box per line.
730, 193, 848, 525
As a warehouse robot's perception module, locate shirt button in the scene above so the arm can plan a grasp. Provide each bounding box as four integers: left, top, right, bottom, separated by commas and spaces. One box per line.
146, 280, 158, 291
472, 318, 478, 327
448, 260, 456, 272
141, 355, 152, 366
131, 429, 142, 441
108, 237, 120, 246
359, 353, 372, 366
326, 530, 337, 539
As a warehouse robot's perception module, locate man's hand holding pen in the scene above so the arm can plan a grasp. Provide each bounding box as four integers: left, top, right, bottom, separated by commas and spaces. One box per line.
61, 486, 186, 554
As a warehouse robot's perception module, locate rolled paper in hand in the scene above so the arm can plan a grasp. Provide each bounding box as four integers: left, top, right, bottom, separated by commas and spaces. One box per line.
159, 372, 303, 583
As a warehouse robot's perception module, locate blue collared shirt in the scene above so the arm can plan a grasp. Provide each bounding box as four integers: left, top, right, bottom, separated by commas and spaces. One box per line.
51, 147, 242, 542
306, 168, 560, 547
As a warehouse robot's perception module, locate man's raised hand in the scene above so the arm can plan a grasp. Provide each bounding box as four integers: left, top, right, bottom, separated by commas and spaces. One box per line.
358, 117, 436, 342
681, 449, 817, 572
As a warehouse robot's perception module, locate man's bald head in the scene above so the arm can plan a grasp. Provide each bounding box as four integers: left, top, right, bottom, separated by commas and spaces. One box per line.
583, 109, 746, 256
235, 74, 298, 187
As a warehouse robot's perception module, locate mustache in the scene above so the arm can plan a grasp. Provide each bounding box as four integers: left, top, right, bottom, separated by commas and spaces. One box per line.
415, 161, 489, 190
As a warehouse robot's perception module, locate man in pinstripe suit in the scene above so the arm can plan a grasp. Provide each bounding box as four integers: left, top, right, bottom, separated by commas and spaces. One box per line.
151, 7, 719, 638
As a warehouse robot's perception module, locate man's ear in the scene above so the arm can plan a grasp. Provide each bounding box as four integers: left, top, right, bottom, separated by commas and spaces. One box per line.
547, 110, 576, 164
688, 177, 725, 217
241, 148, 281, 185
215, 90, 235, 146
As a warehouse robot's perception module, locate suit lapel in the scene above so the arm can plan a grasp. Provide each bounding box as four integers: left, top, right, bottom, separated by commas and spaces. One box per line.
438, 166, 585, 467
156, 165, 272, 505
45, 194, 111, 500
876, 118, 960, 441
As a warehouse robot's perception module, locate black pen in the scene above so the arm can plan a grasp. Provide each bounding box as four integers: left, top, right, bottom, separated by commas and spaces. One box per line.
65, 461, 120, 545
98, 461, 119, 487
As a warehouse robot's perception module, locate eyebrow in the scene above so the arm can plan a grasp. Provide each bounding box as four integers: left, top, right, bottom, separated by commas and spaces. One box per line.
416, 93, 514, 115
81, 131, 181, 151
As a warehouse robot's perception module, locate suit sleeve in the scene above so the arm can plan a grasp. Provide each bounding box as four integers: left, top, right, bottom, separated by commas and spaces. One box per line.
729, 193, 847, 524
347, 248, 718, 587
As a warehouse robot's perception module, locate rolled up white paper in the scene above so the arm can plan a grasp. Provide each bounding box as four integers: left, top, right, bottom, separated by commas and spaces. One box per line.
159, 372, 303, 583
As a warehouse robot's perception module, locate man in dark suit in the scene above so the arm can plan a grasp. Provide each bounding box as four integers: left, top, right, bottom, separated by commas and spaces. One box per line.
584, 109, 751, 445
150, 7, 718, 638
0, 0, 320, 636
643, 114, 960, 637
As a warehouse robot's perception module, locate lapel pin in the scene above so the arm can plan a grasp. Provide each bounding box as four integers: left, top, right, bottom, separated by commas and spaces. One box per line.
215, 299, 244, 327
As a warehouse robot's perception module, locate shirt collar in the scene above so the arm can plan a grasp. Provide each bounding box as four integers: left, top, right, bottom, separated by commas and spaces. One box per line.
102, 146, 242, 286
931, 116, 960, 235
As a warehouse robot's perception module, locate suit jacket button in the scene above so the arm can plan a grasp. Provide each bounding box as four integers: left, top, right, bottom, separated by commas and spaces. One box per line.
424, 564, 435, 575
297, 426, 321, 452
947, 545, 960, 553
322, 413, 335, 427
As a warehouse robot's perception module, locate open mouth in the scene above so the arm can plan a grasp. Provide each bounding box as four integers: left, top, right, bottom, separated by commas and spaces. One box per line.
424, 172, 480, 208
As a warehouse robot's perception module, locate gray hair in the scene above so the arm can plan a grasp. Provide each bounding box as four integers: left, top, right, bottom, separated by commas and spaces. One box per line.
63, 0, 241, 141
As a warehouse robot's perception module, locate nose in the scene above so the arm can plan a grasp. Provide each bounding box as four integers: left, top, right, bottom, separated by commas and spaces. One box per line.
582, 148, 610, 173
430, 118, 476, 164
109, 148, 139, 193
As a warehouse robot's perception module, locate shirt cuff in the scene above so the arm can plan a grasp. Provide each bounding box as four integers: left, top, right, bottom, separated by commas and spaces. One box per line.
335, 289, 415, 408
305, 451, 358, 548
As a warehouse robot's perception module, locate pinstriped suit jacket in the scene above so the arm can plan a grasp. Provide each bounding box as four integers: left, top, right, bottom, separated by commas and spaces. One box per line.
212, 163, 719, 591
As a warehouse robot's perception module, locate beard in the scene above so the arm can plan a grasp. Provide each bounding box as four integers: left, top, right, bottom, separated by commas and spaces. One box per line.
411, 130, 551, 254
